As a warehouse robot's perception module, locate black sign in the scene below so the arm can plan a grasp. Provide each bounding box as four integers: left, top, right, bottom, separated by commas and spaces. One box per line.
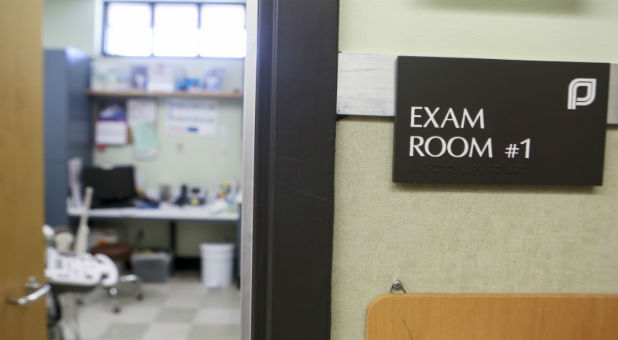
393, 56, 609, 185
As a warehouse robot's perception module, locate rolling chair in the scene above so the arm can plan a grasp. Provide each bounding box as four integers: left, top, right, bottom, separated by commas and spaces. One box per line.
74, 186, 144, 314
89, 242, 144, 313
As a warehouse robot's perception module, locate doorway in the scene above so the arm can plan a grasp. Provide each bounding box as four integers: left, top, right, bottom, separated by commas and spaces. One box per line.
1, 0, 339, 339
39, 1, 254, 339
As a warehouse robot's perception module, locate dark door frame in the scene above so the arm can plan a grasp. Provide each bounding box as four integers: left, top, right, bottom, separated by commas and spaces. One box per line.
251, 0, 339, 338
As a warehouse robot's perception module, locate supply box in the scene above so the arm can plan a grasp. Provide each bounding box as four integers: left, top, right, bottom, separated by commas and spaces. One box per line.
131, 252, 172, 283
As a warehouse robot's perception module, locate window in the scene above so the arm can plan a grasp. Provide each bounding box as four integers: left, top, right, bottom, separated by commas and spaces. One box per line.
102, 1, 246, 58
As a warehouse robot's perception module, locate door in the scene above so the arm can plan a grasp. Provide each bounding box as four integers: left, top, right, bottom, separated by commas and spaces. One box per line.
0, 0, 47, 339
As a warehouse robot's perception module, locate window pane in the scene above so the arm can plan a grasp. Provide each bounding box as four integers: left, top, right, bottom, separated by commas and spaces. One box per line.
153, 4, 199, 57
105, 3, 152, 56
199, 4, 246, 58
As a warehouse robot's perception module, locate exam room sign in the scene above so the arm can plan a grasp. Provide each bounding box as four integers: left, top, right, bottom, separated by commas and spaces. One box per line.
393, 56, 609, 185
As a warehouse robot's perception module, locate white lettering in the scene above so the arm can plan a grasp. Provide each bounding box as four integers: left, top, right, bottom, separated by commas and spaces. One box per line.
423, 107, 440, 128
425, 136, 446, 157
410, 107, 423, 128
408, 136, 493, 159
461, 108, 485, 129
409, 107, 486, 129
446, 136, 468, 158
409, 136, 425, 156
441, 108, 460, 129
469, 138, 493, 158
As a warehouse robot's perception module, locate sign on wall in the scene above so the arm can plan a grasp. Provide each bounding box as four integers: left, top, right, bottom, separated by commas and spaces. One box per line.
393, 56, 609, 185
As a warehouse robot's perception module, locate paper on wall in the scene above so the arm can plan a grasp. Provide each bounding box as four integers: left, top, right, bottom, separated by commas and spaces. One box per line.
147, 64, 175, 92
95, 121, 127, 145
130, 122, 158, 160
127, 98, 157, 125
164, 99, 217, 136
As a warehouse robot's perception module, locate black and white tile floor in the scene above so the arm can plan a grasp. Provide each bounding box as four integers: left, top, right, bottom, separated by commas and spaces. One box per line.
64, 272, 241, 340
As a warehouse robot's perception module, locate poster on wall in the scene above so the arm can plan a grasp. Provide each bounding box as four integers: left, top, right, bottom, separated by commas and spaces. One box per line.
164, 99, 218, 136
127, 99, 158, 160
393, 56, 609, 185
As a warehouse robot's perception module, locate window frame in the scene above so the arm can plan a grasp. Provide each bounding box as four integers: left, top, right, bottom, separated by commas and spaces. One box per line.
101, 0, 247, 59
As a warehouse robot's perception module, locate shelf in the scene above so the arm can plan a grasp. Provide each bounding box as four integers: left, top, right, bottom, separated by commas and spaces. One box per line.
87, 89, 243, 99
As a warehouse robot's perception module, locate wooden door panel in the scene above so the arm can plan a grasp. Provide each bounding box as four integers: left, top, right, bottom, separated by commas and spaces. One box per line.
0, 0, 46, 339
367, 294, 618, 340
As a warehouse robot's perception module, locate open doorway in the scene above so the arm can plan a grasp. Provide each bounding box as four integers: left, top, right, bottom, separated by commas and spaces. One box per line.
1, 0, 337, 338
39, 1, 256, 339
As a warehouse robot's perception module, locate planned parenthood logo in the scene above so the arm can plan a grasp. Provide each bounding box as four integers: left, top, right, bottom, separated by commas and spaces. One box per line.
568, 78, 597, 110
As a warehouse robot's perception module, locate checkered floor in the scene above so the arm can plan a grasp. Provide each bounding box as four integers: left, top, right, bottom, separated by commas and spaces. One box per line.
61, 272, 241, 340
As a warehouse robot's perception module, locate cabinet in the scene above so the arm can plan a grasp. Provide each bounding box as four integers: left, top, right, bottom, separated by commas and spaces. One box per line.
44, 48, 92, 227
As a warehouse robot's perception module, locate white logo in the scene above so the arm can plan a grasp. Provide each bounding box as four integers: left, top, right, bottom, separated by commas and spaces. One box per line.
568, 78, 596, 110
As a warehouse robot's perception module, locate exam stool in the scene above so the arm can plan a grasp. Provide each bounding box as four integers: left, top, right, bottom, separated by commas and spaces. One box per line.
89, 242, 144, 313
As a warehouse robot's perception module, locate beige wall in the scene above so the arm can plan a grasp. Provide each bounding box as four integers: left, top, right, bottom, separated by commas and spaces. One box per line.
332, 0, 618, 338
340, 0, 618, 62
43, 0, 99, 55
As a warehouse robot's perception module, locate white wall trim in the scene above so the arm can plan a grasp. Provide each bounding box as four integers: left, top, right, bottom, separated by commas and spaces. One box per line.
240, 0, 257, 338
336, 53, 396, 117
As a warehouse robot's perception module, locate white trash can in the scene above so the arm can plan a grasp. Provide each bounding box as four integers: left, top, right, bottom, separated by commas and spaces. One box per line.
200, 243, 234, 288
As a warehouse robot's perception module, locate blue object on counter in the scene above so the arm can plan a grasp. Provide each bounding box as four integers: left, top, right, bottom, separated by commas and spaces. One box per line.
137, 202, 159, 209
